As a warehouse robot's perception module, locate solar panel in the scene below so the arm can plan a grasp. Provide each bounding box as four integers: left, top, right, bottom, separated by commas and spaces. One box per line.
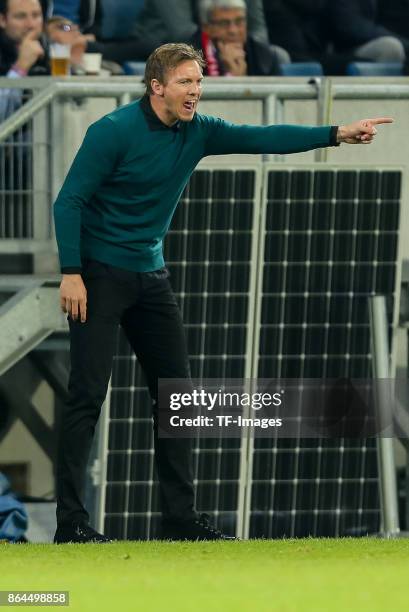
248, 167, 402, 538
96, 165, 402, 540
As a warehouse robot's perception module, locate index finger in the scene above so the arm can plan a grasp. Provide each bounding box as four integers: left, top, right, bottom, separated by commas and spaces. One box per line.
367, 117, 394, 125
79, 297, 87, 323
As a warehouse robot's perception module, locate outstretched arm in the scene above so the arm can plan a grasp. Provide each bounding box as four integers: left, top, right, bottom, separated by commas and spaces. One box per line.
202, 116, 393, 156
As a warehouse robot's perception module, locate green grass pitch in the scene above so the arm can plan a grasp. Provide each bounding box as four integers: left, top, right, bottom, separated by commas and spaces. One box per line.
1, 538, 409, 611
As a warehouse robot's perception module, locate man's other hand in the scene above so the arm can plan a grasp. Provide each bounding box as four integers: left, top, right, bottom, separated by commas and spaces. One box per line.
16, 30, 44, 73
60, 274, 87, 322
337, 117, 394, 144
218, 41, 247, 76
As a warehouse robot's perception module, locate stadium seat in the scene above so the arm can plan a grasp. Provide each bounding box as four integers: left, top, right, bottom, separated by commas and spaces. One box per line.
280, 62, 324, 77
122, 62, 147, 76
346, 62, 404, 76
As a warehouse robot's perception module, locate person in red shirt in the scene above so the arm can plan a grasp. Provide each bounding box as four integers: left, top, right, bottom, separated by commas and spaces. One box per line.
194, 0, 287, 77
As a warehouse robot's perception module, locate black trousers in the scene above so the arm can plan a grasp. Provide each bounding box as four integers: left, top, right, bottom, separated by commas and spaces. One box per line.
56, 259, 196, 526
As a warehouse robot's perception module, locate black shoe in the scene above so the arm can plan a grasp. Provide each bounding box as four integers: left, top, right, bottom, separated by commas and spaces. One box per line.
53, 521, 113, 544
161, 513, 237, 541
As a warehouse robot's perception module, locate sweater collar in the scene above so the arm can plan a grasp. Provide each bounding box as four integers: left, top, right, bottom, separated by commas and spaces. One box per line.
140, 94, 180, 132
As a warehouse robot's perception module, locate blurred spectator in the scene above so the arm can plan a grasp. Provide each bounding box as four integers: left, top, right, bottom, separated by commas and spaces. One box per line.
378, 0, 409, 51
194, 0, 283, 76
40, 0, 102, 37
130, 0, 270, 51
377, 0, 409, 73
52, 0, 268, 64
329, 0, 406, 63
0, 0, 49, 76
263, 0, 357, 75
98, 0, 144, 40
0, 472, 28, 543
0, 0, 46, 237
242, 0, 269, 44
74, 0, 148, 63
263, 1, 327, 64
46, 15, 88, 68
378, 0, 409, 40
46, 14, 123, 74
41, 0, 148, 65
0, 0, 50, 121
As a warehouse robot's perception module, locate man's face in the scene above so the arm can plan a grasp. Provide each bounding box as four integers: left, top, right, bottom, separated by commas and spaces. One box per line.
152, 60, 203, 124
204, 7, 247, 45
0, 0, 43, 43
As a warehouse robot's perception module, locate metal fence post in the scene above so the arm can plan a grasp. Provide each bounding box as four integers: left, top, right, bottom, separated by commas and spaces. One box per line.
32, 105, 51, 243
315, 77, 333, 163
369, 295, 400, 537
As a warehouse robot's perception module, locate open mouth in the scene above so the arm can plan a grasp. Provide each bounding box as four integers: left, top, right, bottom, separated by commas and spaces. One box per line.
183, 101, 196, 112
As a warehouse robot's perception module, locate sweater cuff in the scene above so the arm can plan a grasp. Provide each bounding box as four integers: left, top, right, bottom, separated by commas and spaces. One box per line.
61, 267, 82, 274
330, 126, 340, 146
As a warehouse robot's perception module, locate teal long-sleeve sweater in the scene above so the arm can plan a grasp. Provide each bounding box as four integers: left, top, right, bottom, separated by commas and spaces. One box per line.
53, 95, 339, 273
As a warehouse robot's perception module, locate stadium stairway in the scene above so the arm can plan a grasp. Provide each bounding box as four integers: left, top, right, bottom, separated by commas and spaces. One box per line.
0, 278, 67, 377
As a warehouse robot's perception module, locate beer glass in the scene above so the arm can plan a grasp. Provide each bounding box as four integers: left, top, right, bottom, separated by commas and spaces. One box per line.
50, 43, 71, 76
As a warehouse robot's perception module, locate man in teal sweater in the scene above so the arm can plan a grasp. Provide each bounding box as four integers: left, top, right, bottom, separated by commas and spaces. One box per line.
53, 42, 392, 543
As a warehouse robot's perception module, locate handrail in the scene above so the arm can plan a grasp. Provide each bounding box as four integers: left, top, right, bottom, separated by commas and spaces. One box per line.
0, 82, 56, 142
333, 83, 409, 98
2, 76, 409, 145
